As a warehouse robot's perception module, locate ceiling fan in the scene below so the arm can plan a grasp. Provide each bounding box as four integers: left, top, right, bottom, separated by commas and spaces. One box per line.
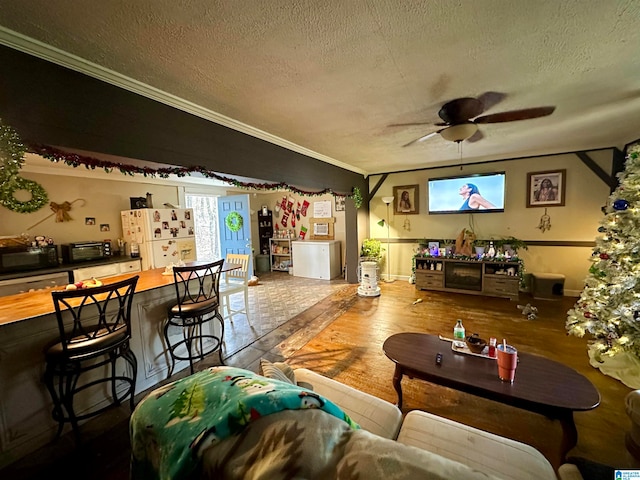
391, 93, 556, 147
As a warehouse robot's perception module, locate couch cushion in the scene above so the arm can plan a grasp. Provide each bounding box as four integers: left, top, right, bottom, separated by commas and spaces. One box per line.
202, 409, 502, 480
293, 368, 402, 440
259, 358, 296, 384
397, 410, 558, 480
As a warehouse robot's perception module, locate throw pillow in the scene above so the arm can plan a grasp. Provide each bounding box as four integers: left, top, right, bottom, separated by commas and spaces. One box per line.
259, 358, 296, 384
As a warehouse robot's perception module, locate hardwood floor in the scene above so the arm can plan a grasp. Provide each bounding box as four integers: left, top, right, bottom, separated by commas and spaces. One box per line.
2, 277, 638, 478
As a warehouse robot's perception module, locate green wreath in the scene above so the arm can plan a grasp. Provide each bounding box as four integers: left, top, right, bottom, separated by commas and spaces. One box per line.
225, 211, 244, 232
0, 174, 49, 214
0, 119, 49, 213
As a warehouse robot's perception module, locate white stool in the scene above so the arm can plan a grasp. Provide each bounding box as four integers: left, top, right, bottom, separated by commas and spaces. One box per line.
532, 273, 565, 300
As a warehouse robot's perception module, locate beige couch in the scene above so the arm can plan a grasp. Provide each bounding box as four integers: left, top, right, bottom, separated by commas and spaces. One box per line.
293, 368, 584, 480
132, 364, 586, 479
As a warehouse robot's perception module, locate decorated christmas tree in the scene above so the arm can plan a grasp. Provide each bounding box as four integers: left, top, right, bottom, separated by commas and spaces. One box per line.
567, 144, 640, 366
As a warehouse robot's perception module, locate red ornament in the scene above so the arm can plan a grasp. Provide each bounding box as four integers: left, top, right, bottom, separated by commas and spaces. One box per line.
599, 253, 610, 260
584, 312, 593, 318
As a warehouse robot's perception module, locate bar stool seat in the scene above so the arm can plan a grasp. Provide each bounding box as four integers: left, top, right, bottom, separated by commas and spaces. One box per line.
164, 259, 225, 378
44, 275, 139, 442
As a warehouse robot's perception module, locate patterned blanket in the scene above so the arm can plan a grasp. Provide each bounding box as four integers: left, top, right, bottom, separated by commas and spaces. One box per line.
130, 366, 359, 480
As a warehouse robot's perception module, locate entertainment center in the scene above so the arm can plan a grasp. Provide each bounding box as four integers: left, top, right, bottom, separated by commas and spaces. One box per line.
414, 256, 520, 301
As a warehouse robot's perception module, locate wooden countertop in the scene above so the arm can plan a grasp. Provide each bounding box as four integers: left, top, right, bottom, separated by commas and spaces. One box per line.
0, 261, 241, 327
0, 268, 174, 327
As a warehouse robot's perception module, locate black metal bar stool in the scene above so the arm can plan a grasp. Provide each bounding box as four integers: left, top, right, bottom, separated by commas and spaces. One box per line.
164, 259, 225, 377
43, 275, 139, 442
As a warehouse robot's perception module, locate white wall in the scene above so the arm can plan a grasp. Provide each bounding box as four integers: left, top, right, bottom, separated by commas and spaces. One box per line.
368, 150, 613, 295
1, 156, 347, 273
249, 191, 347, 270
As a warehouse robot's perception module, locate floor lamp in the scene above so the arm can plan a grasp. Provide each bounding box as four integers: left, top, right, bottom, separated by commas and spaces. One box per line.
379, 196, 394, 283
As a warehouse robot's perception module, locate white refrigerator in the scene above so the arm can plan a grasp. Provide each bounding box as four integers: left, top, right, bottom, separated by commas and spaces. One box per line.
120, 208, 197, 271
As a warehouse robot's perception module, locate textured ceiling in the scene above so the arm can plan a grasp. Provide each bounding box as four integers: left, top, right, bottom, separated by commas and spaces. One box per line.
1, 0, 640, 176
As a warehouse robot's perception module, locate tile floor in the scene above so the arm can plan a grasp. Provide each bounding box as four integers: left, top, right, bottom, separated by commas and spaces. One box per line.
222, 270, 349, 357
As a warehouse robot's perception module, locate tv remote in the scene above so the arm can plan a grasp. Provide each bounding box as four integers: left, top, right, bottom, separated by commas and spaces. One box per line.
435, 353, 443, 366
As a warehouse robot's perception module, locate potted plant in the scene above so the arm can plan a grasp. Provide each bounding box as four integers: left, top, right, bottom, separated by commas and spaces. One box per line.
498, 236, 528, 255
473, 239, 487, 257
441, 239, 454, 256
360, 238, 383, 263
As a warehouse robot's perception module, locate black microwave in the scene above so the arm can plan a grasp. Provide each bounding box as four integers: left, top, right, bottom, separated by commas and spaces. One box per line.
61, 241, 112, 263
0, 245, 59, 273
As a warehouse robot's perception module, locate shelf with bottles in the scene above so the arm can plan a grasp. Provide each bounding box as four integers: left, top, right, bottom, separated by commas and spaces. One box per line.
269, 238, 293, 272
258, 209, 273, 255
415, 257, 444, 273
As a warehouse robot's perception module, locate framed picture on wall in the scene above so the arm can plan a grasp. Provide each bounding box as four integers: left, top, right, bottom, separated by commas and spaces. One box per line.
526, 170, 566, 207
393, 185, 419, 214
335, 195, 346, 211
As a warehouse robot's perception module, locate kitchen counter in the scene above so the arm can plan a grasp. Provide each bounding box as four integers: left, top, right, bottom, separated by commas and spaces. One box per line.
0, 266, 171, 326
0, 255, 135, 282
0, 263, 228, 466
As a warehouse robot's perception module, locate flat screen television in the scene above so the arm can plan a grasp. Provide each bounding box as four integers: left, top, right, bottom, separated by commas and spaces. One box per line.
427, 172, 506, 214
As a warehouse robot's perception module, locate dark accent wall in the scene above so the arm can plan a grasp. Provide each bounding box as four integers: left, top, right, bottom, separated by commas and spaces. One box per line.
0, 45, 369, 282
0, 45, 366, 195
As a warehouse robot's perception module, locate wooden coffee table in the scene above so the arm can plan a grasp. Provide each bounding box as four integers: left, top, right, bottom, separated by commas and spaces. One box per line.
382, 332, 600, 461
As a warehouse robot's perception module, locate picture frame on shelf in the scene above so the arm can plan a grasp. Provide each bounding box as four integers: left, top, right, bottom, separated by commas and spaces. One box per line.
393, 184, 419, 215
526, 169, 566, 207
130, 196, 147, 209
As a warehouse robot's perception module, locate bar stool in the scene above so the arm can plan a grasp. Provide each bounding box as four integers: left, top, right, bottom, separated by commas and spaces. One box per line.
44, 275, 139, 442
164, 259, 225, 377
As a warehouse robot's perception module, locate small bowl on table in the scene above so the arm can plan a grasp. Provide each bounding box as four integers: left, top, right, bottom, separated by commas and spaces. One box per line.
466, 333, 487, 354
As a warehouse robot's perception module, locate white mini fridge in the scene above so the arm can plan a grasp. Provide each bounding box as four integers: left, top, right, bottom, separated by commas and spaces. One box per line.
121, 208, 197, 271
292, 240, 341, 280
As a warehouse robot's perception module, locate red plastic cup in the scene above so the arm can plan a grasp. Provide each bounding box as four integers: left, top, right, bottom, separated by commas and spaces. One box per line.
496, 344, 518, 383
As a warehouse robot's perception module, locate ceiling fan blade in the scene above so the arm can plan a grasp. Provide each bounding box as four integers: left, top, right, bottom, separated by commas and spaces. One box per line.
387, 122, 434, 128
475, 92, 507, 112
438, 97, 484, 124
402, 130, 440, 147
474, 106, 556, 124
466, 129, 484, 143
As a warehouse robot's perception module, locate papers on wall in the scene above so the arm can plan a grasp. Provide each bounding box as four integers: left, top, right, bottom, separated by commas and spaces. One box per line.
313, 200, 332, 218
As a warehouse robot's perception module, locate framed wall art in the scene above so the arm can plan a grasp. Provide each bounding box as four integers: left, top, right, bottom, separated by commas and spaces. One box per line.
335, 195, 346, 212
393, 184, 419, 214
527, 169, 566, 207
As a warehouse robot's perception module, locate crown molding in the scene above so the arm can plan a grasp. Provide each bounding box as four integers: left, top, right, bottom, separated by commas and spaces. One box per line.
0, 27, 366, 176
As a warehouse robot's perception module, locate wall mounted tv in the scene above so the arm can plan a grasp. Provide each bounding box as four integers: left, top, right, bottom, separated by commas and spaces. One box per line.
427, 172, 506, 214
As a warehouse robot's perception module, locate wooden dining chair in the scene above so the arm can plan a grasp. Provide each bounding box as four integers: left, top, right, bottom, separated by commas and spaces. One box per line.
219, 253, 250, 321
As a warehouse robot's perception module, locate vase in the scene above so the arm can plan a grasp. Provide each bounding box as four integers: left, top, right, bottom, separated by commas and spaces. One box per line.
474, 246, 485, 257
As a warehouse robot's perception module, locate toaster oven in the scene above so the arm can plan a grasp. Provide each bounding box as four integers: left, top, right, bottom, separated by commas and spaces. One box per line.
61, 241, 112, 263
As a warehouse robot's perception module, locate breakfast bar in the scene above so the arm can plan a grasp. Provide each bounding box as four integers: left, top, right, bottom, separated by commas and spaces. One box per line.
0, 266, 223, 467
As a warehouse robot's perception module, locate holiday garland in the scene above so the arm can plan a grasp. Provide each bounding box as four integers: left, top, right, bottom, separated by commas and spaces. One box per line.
0, 121, 49, 213
351, 187, 363, 209
28, 143, 364, 207
225, 211, 243, 232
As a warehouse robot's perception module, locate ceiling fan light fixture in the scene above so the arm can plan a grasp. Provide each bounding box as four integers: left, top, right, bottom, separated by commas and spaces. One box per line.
440, 123, 479, 143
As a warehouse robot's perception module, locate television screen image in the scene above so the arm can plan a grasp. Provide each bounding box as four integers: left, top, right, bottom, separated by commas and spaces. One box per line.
428, 172, 506, 214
